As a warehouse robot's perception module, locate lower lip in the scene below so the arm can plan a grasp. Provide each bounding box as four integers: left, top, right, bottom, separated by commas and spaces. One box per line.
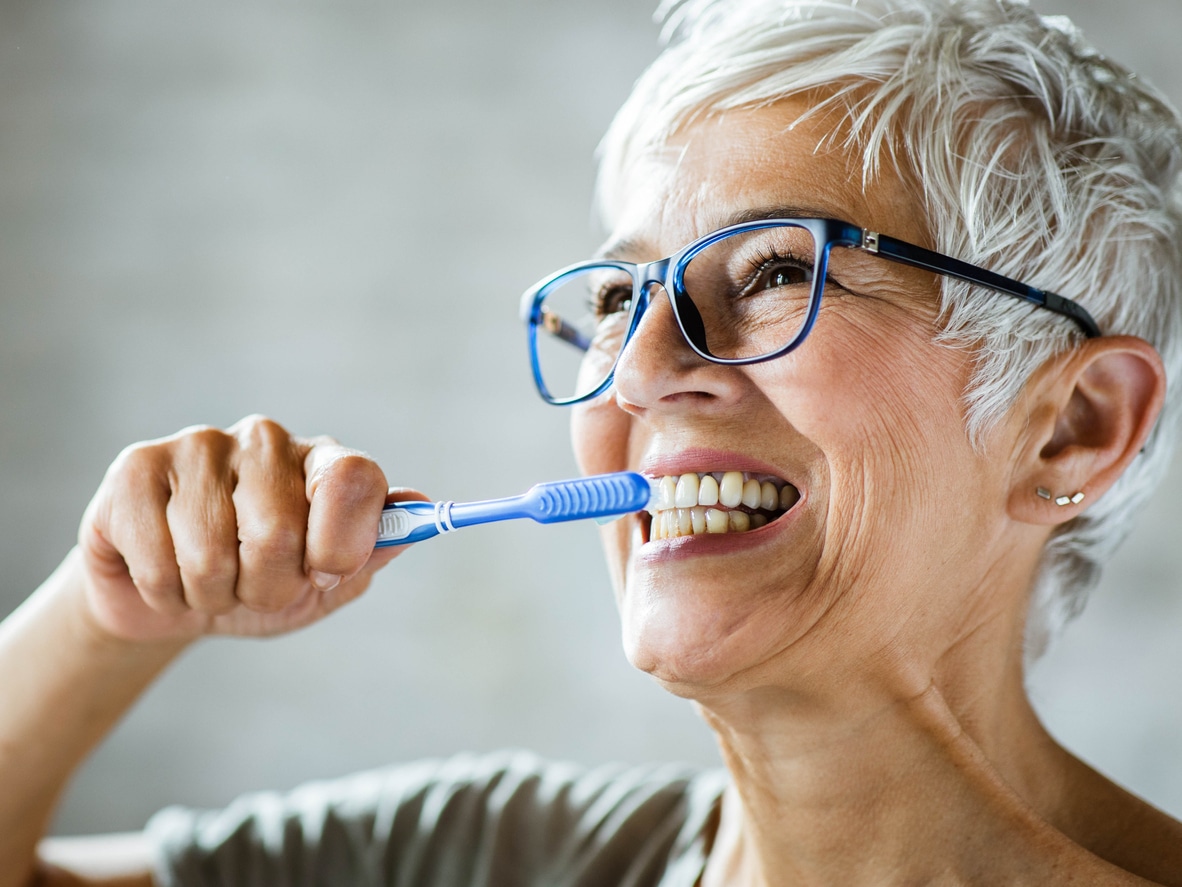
636, 501, 802, 562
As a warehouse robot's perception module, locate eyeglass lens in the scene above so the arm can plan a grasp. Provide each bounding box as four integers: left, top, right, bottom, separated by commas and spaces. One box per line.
532, 223, 820, 402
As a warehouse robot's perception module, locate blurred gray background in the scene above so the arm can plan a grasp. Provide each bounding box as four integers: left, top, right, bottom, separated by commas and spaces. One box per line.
1, 0, 1180, 835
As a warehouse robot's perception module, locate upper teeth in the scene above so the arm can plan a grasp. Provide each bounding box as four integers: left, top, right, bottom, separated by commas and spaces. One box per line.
649, 471, 796, 513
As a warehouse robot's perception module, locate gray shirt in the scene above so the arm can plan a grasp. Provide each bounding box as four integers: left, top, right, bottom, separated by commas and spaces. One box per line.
146, 750, 726, 886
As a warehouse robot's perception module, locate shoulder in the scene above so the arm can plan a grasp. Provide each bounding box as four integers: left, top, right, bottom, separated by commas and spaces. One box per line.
147, 751, 727, 887
265, 749, 720, 831
1057, 751, 1182, 886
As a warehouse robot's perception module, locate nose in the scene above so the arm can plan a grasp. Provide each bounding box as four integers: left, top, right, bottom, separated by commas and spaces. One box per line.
611, 281, 743, 414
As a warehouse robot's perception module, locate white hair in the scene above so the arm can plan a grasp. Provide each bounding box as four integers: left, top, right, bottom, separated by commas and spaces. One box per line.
596, 0, 1182, 659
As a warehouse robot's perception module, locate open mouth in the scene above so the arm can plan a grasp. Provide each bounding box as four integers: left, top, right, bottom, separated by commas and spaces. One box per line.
643, 471, 800, 541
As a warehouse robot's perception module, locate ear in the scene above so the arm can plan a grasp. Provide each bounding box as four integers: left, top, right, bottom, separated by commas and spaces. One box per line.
1007, 335, 1166, 525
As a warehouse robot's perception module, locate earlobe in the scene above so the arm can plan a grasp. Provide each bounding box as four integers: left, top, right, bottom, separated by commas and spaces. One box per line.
1007, 335, 1165, 526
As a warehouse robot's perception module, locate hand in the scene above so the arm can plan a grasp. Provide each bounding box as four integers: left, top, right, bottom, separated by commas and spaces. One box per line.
75, 415, 422, 643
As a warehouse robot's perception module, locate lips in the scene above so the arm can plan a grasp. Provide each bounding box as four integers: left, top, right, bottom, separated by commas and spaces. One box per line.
643, 470, 800, 540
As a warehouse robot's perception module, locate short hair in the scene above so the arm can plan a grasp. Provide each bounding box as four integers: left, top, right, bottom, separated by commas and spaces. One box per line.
596, 0, 1182, 659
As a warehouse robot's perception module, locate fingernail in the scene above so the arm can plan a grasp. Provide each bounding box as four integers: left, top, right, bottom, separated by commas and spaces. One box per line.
309, 570, 342, 591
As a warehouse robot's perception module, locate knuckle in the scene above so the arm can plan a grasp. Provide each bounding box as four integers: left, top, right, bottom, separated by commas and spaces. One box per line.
234, 415, 291, 450
199, 596, 239, 616
130, 563, 181, 603
183, 584, 238, 615
318, 453, 385, 503
239, 518, 304, 562
178, 549, 238, 590
108, 424, 235, 493
175, 426, 234, 461
101, 448, 170, 517
110, 440, 167, 482
172, 423, 219, 440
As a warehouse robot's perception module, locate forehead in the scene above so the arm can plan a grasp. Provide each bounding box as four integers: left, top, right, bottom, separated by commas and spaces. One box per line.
602, 98, 927, 260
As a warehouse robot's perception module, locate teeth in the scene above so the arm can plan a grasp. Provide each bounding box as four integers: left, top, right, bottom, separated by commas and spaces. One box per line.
719, 471, 744, 508
761, 481, 778, 511
644, 470, 801, 541
705, 508, 728, 533
674, 473, 700, 508
657, 476, 677, 510
780, 484, 800, 510
741, 479, 762, 509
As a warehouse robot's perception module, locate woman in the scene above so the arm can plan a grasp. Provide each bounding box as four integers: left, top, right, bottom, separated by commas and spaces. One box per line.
4, 0, 1182, 883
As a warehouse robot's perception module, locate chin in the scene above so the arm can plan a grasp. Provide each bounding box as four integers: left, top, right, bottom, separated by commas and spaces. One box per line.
617, 569, 817, 697
623, 618, 735, 695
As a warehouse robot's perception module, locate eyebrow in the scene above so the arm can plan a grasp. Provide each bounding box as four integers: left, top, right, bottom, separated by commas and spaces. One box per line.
595, 204, 844, 262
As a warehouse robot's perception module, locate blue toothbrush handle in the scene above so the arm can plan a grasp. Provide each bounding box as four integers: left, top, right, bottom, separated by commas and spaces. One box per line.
374, 472, 652, 547
517, 472, 653, 523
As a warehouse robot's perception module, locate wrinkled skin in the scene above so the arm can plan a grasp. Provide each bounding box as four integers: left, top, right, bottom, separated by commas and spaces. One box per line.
571, 100, 1182, 884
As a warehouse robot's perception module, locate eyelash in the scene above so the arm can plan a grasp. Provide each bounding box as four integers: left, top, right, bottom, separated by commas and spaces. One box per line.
591, 283, 632, 319
746, 247, 812, 284
744, 247, 844, 295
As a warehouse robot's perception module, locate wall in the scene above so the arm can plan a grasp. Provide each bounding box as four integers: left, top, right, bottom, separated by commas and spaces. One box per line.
0, 0, 1179, 834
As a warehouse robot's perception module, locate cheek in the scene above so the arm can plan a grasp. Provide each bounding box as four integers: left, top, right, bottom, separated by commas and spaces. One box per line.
570, 396, 630, 475
778, 321, 984, 583
781, 310, 969, 454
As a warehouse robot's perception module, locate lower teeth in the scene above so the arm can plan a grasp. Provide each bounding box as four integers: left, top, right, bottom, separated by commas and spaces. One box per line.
650, 506, 777, 540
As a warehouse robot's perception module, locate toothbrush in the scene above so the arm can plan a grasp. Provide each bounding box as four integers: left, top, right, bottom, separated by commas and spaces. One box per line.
374, 471, 653, 547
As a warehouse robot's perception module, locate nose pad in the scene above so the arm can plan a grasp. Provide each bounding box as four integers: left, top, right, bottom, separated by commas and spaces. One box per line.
621, 282, 694, 362
624, 282, 708, 361
671, 291, 709, 355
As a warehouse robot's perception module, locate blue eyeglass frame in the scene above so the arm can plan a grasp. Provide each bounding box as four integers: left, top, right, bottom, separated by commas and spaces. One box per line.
520, 217, 1102, 406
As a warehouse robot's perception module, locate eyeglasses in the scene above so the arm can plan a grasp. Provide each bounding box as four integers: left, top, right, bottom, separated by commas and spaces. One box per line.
520, 217, 1101, 406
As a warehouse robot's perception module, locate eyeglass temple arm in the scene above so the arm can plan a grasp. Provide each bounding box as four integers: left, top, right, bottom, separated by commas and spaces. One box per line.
539, 305, 592, 352
863, 231, 1102, 338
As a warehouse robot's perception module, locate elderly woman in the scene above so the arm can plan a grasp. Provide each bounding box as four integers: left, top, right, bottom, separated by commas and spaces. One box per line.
3, 0, 1182, 884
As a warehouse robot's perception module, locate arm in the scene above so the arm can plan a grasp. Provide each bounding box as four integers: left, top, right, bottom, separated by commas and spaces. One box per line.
0, 554, 177, 887
0, 416, 421, 887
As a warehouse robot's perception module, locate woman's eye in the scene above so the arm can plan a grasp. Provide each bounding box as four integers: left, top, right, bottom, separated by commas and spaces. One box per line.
594, 285, 632, 318
763, 264, 811, 289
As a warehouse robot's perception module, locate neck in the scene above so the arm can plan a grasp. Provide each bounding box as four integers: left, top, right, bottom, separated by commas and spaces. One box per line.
694, 632, 1114, 885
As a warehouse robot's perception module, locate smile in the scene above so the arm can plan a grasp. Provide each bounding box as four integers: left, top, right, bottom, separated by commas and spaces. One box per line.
644, 471, 800, 540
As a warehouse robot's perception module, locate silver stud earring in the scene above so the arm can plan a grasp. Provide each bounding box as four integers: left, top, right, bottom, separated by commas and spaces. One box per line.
1037, 487, 1085, 506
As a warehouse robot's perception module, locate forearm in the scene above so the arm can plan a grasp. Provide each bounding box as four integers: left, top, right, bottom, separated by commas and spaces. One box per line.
0, 550, 189, 887
0, 419, 401, 887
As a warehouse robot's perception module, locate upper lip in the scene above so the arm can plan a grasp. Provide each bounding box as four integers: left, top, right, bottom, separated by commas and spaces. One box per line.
637, 447, 795, 485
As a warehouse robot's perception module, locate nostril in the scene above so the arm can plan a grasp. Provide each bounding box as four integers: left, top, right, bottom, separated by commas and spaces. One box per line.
614, 391, 646, 417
